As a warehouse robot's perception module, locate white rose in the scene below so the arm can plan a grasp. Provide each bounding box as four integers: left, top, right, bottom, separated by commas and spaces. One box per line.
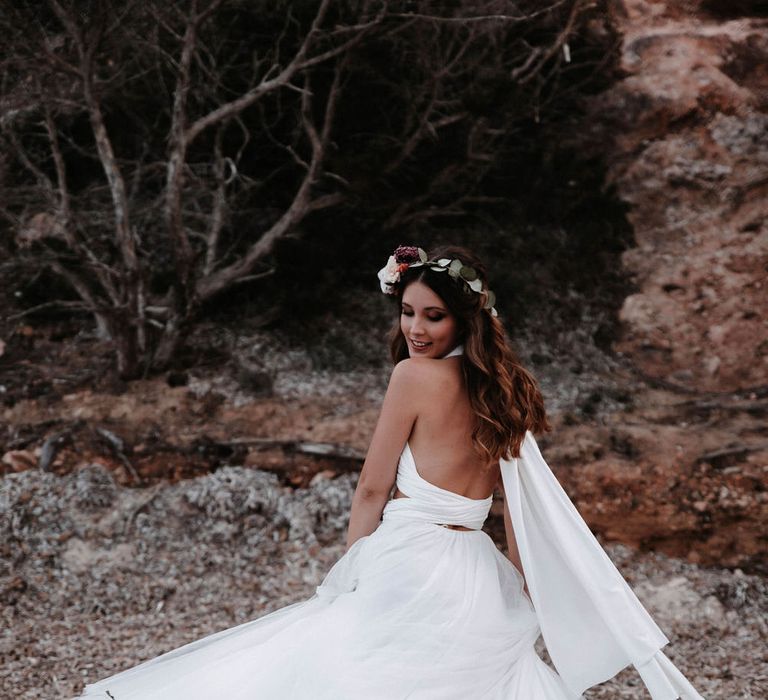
377, 255, 400, 294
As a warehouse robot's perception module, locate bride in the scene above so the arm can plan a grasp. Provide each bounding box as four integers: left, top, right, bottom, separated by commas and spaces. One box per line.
78, 245, 705, 699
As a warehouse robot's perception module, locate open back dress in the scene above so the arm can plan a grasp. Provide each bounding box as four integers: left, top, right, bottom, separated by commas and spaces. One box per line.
78, 347, 704, 700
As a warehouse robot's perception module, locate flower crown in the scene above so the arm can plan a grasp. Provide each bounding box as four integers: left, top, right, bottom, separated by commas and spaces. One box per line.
377, 245, 498, 317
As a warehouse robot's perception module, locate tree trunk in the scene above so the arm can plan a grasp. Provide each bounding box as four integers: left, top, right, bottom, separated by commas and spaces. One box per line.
112, 318, 140, 380
152, 311, 189, 371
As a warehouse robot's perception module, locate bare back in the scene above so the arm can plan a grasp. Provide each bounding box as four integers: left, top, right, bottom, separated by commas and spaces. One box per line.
394, 356, 500, 501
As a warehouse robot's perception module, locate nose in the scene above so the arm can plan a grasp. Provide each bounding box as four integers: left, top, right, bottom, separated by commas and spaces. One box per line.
410, 316, 426, 336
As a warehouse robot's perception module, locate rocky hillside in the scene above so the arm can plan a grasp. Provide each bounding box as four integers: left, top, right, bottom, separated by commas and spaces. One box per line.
535, 0, 768, 576
588, 0, 768, 392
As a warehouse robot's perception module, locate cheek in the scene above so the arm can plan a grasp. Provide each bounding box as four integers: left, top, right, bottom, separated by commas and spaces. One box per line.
439, 318, 457, 340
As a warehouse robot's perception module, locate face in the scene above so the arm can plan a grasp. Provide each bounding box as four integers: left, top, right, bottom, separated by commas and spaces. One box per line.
400, 281, 460, 359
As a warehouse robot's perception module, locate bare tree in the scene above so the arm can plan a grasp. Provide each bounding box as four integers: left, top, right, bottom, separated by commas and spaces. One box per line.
0, 0, 590, 377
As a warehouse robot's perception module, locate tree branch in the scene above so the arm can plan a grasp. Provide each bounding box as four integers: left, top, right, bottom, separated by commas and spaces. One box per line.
203, 124, 228, 276
164, 0, 201, 307
184, 0, 333, 145
196, 58, 345, 302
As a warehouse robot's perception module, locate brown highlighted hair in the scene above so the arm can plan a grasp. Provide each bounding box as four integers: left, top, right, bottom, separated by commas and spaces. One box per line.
387, 244, 550, 461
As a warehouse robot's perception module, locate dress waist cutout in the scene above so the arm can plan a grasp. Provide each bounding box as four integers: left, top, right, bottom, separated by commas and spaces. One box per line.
382, 442, 493, 530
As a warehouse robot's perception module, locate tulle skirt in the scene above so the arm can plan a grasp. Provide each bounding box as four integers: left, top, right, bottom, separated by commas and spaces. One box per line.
78, 518, 580, 699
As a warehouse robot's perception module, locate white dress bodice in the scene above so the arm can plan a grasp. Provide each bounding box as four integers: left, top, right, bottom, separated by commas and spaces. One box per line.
381, 442, 493, 530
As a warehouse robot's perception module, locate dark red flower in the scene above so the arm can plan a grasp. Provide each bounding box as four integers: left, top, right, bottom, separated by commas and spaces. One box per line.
393, 245, 421, 264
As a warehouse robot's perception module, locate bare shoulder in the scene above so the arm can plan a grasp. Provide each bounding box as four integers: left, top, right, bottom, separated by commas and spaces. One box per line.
390, 357, 461, 394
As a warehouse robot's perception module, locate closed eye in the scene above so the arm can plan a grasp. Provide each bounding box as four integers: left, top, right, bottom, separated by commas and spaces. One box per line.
401, 309, 445, 322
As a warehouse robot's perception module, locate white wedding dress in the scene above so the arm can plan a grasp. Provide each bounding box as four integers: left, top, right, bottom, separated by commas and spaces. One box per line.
78, 441, 574, 699
78, 351, 705, 700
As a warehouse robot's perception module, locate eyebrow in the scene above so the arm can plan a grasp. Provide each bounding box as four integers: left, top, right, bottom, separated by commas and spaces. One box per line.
400, 302, 446, 312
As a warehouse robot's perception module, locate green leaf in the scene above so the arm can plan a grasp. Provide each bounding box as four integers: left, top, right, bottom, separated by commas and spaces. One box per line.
467, 278, 483, 292
418, 247, 428, 262
437, 258, 451, 266
460, 265, 477, 281
449, 259, 463, 273
484, 290, 496, 308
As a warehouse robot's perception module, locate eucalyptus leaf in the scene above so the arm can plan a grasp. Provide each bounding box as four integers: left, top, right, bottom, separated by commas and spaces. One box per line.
447, 267, 459, 278
467, 278, 483, 293
460, 266, 477, 281
437, 258, 451, 266
485, 290, 496, 308
449, 259, 463, 273
418, 248, 428, 262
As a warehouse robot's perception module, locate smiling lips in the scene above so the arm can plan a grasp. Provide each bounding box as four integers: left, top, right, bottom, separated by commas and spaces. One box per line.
410, 339, 431, 349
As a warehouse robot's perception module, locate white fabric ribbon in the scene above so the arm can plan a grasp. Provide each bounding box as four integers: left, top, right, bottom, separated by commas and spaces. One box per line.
500, 431, 706, 699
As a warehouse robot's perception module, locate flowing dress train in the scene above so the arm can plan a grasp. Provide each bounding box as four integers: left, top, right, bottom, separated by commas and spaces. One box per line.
78, 424, 706, 699
78, 441, 578, 699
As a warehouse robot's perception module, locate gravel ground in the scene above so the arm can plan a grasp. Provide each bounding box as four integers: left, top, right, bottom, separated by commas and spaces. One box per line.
2, 465, 766, 699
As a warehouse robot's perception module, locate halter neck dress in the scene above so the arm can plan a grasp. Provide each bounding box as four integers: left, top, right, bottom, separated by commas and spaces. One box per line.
77, 343, 704, 700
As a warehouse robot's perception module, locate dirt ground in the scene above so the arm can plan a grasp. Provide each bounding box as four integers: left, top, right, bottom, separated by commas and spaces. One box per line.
3, 320, 765, 573
2, 463, 767, 699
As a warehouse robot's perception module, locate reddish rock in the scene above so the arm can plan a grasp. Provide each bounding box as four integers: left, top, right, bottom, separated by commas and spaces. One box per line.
2, 449, 36, 472
587, 0, 768, 392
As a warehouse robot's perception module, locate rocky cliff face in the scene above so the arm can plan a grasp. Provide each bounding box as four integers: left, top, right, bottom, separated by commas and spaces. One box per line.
533, 0, 768, 574
589, 0, 768, 392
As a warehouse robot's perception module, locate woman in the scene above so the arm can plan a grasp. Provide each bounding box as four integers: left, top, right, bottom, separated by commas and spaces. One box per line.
78, 245, 704, 699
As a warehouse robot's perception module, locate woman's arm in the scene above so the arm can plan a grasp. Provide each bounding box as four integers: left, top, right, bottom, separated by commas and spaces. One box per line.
345, 359, 422, 550
498, 478, 530, 598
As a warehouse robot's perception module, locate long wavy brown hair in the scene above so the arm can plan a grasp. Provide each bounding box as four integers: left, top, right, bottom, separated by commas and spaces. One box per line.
387, 244, 550, 461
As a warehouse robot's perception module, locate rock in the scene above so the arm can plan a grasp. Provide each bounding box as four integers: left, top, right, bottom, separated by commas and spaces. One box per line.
61, 538, 135, 575
309, 469, 336, 486
636, 575, 728, 630
585, 0, 768, 392
68, 463, 118, 511
1, 449, 36, 472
